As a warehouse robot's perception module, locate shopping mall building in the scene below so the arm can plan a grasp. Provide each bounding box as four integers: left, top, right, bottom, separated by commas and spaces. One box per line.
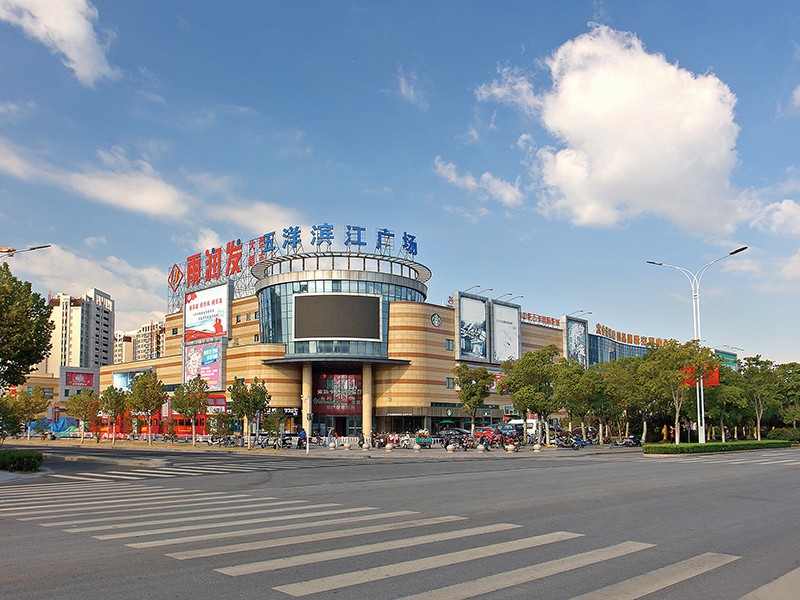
99, 223, 676, 438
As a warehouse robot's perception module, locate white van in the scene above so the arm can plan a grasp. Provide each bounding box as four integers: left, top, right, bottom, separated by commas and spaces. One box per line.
506, 419, 537, 436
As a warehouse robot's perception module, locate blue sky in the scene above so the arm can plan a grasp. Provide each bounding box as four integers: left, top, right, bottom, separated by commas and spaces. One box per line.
1, 1, 799, 363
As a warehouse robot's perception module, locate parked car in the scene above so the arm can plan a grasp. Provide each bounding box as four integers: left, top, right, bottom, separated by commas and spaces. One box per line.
437, 427, 471, 437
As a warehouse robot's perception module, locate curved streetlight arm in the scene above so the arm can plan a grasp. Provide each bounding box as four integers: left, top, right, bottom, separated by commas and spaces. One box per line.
0, 244, 51, 260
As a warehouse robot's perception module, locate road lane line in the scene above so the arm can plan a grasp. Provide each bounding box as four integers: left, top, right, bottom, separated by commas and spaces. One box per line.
270, 531, 585, 595
396, 541, 656, 600
36, 497, 279, 526
739, 565, 800, 599
127, 510, 418, 548
218, 522, 521, 576
94, 505, 374, 540
0, 491, 233, 515
171, 515, 470, 560
568, 552, 740, 599
67, 500, 308, 532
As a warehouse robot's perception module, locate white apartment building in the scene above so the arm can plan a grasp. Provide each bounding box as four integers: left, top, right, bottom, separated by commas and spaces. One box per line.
133, 321, 166, 361
113, 332, 133, 364
113, 321, 166, 364
44, 288, 115, 372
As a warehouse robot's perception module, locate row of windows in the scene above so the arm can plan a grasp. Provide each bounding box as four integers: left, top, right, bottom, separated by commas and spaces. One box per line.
258, 279, 424, 359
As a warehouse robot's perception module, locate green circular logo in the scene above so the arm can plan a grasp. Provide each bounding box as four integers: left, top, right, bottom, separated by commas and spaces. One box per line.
431, 313, 442, 327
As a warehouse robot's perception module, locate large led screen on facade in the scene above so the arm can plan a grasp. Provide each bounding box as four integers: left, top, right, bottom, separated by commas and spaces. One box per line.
294, 294, 382, 341
184, 283, 230, 343
111, 368, 154, 392
492, 302, 521, 363
184, 341, 224, 391
458, 295, 489, 361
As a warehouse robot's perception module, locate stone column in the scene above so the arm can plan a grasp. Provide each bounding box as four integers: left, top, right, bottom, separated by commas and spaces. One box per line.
362, 363, 373, 440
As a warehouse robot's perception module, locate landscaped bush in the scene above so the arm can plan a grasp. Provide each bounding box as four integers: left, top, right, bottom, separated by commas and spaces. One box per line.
642, 440, 790, 454
765, 428, 800, 442
0, 449, 43, 472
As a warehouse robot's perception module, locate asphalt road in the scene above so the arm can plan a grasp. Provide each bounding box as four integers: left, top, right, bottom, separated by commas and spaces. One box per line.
1, 444, 798, 599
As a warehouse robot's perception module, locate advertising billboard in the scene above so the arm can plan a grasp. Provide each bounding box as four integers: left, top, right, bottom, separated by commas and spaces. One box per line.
65, 371, 94, 388
111, 368, 154, 392
294, 294, 382, 341
458, 294, 489, 361
491, 303, 521, 363
184, 341, 224, 391
566, 318, 589, 367
184, 283, 230, 343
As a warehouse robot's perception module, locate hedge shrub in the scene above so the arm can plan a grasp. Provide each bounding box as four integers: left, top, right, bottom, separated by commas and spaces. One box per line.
642, 440, 790, 454
0, 449, 43, 472
765, 428, 800, 442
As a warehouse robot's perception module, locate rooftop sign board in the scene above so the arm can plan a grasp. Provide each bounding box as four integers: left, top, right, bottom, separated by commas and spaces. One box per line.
166, 224, 418, 313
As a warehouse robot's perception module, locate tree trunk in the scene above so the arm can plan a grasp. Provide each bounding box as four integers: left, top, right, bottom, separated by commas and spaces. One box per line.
641, 419, 648, 444
191, 420, 197, 447
148, 414, 153, 446
111, 418, 116, 447
674, 411, 681, 445
720, 413, 726, 443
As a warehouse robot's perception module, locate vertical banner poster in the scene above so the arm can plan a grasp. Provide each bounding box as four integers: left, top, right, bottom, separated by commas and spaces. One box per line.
566, 318, 589, 367
491, 302, 521, 363
184, 341, 224, 391
458, 295, 489, 361
184, 283, 230, 343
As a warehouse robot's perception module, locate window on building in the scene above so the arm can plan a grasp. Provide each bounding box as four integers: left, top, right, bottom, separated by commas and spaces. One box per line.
254, 334, 259, 342
254, 311, 260, 319
172, 327, 178, 335
445, 339, 454, 351
235, 315, 242, 324
246, 312, 251, 321
445, 377, 455, 389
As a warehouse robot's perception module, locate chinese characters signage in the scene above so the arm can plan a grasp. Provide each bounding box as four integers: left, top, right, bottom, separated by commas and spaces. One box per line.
312, 373, 362, 416
595, 323, 666, 347
521, 313, 561, 328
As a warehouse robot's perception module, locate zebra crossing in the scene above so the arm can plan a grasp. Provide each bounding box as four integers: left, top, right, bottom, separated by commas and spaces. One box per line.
47, 458, 300, 482
1, 479, 793, 599
638, 449, 800, 468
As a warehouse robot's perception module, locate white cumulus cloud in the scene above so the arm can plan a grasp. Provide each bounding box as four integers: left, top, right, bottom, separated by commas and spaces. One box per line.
434, 156, 523, 207
0, 0, 119, 87
477, 25, 753, 234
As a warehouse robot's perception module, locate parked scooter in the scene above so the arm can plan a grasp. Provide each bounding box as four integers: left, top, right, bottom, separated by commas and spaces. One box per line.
570, 435, 591, 450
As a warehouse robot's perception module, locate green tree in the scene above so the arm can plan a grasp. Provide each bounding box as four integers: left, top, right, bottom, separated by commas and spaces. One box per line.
775, 362, 800, 428
501, 344, 561, 445
261, 409, 289, 437
552, 358, 586, 433
0, 393, 22, 444
101, 386, 129, 447
14, 387, 50, 440
170, 375, 209, 446
739, 355, 778, 441
64, 388, 100, 444
453, 364, 495, 434
129, 371, 166, 446
703, 365, 747, 442
0, 263, 54, 392
228, 377, 270, 449
640, 340, 717, 444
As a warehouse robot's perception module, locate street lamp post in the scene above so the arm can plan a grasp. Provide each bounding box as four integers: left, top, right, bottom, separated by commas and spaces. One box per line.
0, 244, 51, 260
647, 246, 747, 443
